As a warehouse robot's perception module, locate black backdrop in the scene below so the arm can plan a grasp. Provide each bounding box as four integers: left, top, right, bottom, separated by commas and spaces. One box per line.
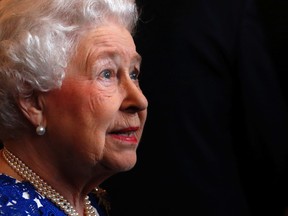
102, 0, 288, 216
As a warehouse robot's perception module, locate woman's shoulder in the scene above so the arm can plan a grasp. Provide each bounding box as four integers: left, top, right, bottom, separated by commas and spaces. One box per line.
0, 173, 39, 194
0, 174, 108, 216
0, 174, 65, 215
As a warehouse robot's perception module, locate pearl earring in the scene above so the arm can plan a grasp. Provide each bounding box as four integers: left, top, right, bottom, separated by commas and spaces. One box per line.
36, 125, 46, 136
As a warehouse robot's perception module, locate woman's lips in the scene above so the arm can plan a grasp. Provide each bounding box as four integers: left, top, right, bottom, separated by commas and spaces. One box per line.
109, 127, 139, 143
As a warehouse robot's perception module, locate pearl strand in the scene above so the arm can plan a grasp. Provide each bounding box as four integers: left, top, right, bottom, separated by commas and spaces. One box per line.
2, 148, 98, 216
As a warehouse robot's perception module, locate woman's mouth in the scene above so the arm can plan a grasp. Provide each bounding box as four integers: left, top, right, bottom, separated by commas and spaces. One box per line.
108, 127, 140, 143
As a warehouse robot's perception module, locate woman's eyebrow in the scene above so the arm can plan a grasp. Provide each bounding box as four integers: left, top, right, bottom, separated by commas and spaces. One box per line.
93, 51, 142, 65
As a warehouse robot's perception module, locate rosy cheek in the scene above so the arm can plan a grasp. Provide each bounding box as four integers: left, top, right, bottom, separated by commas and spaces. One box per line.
45, 82, 87, 114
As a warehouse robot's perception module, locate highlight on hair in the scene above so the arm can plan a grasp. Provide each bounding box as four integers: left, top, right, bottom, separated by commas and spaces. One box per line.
0, 0, 139, 139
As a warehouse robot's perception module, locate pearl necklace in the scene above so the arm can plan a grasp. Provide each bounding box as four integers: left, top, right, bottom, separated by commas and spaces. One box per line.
2, 148, 99, 216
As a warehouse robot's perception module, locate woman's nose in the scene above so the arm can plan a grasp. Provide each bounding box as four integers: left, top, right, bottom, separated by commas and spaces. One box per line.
120, 79, 148, 113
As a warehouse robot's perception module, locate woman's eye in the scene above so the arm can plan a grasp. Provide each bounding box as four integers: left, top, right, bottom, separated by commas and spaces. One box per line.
130, 70, 139, 80
100, 69, 113, 79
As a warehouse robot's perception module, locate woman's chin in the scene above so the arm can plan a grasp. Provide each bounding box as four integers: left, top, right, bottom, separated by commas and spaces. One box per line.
105, 154, 137, 173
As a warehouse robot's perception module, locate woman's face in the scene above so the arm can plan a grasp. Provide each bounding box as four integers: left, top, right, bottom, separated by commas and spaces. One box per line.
42, 24, 148, 174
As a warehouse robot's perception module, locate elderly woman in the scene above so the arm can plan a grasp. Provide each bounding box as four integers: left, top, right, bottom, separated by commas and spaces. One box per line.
0, 0, 148, 215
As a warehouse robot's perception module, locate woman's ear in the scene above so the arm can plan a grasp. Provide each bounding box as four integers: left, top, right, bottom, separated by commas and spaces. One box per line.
18, 94, 46, 127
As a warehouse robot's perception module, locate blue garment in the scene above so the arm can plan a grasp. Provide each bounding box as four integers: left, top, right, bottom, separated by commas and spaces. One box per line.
0, 174, 107, 216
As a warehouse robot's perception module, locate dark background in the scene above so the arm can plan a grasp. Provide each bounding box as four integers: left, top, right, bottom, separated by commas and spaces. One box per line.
259, 0, 288, 98
102, 0, 288, 216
